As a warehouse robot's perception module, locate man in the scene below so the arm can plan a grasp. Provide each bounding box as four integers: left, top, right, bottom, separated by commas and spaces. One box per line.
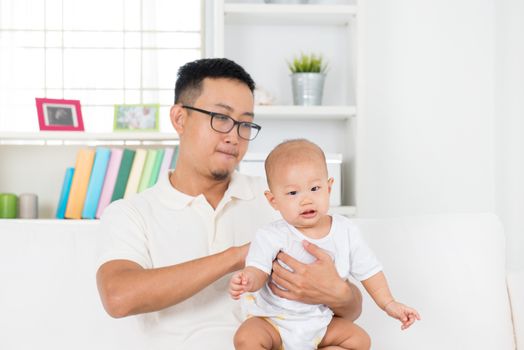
96, 58, 363, 349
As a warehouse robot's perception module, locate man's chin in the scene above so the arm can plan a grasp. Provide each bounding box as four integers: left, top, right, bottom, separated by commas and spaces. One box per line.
211, 169, 231, 181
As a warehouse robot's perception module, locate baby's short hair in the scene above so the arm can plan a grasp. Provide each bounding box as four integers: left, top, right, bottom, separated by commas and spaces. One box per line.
264, 139, 327, 188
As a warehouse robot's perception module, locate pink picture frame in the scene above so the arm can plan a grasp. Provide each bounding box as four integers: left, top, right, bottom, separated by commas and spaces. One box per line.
36, 98, 84, 131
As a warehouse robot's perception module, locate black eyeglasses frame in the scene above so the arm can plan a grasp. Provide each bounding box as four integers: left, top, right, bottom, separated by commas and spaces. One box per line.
182, 105, 261, 141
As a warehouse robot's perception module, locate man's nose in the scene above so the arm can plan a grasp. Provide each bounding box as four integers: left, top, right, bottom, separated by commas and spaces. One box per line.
224, 125, 239, 144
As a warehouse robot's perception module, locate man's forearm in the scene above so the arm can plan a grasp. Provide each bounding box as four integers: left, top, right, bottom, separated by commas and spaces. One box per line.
329, 281, 363, 321
97, 245, 245, 318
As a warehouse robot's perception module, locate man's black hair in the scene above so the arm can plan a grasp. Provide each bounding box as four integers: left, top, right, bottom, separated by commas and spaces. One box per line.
174, 58, 255, 105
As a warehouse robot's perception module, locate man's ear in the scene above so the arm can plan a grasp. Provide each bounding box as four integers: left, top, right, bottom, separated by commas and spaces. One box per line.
170, 104, 186, 135
327, 177, 334, 194
264, 190, 278, 210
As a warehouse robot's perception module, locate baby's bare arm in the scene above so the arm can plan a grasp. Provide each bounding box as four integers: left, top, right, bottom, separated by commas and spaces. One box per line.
242, 266, 269, 292
361, 272, 394, 310
230, 266, 270, 299
362, 272, 421, 329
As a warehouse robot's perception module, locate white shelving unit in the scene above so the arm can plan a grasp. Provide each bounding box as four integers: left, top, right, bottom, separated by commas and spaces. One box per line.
213, 0, 359, 216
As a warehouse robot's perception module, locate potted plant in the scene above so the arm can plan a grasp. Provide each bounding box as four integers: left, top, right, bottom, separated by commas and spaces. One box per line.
288, 53, 328, 106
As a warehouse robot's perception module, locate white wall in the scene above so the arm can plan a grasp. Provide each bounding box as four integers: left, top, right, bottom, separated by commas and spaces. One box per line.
495, 0, 524, 270
357, 0, 496, 218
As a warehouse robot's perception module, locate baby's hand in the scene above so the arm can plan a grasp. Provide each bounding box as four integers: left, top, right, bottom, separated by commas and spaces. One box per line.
384, 301, 421, 330
229, 271, 253, 300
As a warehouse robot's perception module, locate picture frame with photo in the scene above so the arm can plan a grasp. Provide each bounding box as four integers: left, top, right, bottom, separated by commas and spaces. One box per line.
113, 104, 160, 132
35, 98, 84, 131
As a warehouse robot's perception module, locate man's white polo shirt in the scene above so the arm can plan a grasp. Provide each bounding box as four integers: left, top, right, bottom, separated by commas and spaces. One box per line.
98, 170, 278, 349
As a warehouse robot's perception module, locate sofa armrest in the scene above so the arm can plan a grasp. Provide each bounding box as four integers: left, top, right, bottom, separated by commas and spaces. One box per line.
508, 269, 524, 349
353, 213, 515, 350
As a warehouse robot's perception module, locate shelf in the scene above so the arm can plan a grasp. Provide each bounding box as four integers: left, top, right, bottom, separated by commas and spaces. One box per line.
0, 219, 100, 224
0, 131, 179, 146
0, 106, 356, 145
224, 4, 357, 26
0, 206, 356, 221
255, 105, 356, 120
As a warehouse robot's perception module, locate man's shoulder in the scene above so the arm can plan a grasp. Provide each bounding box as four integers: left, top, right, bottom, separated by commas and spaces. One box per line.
230, 172, 269, 203
100, 189, 158, 222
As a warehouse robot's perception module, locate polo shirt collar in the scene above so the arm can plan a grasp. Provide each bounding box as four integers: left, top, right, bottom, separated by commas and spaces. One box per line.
224, 171, 256, 201
153, 170, 255, 210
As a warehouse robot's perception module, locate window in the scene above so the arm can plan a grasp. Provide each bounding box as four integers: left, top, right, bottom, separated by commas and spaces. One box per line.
0, 0, 203, 132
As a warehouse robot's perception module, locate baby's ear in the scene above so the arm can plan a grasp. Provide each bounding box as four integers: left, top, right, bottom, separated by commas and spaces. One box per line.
327, 177, 334, 193
264, 190, 278, 210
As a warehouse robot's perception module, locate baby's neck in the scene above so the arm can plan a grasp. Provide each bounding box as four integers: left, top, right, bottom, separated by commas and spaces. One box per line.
295, 215, 333, 239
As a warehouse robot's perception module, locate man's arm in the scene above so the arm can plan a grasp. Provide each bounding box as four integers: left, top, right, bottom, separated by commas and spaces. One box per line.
330, 280, 363, 320
96, 244, 248, 318
269, 240, 363, 321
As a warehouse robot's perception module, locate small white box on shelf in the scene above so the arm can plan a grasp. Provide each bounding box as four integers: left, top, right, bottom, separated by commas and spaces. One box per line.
239, 152, 342, 206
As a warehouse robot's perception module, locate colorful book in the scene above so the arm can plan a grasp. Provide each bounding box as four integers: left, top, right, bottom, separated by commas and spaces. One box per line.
148, 148, 165, 187
170, 145, 179, 169
124, 148, 147, 198
137, 149, 158, 193
65, 149, 95, 219
159, 147, 174, 177
111, 149, 136, 202
95, 148, 124, 219
56, 167, 75, 219
82, 148, 111, 219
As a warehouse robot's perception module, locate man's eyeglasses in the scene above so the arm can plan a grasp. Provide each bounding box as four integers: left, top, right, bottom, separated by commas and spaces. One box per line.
182, 105, 261, 141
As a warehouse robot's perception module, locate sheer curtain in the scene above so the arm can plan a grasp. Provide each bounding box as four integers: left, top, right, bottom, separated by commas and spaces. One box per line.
0, 0, 202, 132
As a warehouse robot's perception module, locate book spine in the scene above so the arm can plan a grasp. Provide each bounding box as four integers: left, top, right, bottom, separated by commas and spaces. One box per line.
56, 167, 75, 219
148, 148, 165, 187
170, 145, 179, 169
82, 148, 111, 219
95, 148, 124, 219
111, 149, 136, 202
65, 149, 96, 219
124, 148, 147, 198
159, 147, 174, 177
137, 149, 157, 193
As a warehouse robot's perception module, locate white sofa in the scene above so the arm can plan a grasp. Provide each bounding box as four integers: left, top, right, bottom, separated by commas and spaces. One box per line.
0, 213, 522, 349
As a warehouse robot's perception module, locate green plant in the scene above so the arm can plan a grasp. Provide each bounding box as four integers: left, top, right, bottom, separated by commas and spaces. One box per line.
287, 53, 327, 73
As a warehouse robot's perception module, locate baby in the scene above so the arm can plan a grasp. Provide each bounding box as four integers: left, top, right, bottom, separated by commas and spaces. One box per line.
229, 139, 420, 350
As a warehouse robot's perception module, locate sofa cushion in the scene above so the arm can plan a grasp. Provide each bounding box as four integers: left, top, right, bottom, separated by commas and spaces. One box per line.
353, 213, 515, 350
0, 213, 517, 350
508, 269, 524, 349
0, 220, 145, 350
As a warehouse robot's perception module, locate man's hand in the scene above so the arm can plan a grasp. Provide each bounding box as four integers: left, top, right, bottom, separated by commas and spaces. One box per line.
233, 243, 251, 271
270, 240, 360, 319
